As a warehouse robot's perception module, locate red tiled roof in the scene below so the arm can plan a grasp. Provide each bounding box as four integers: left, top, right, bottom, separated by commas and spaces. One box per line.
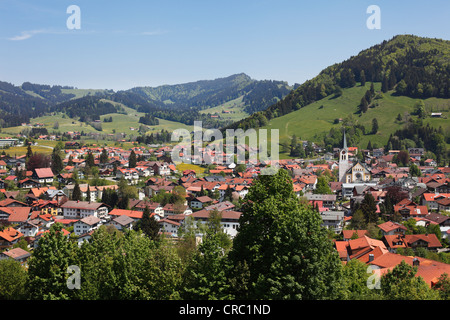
370, 253, 450, 287
377, 221, 407, 233
6, 207, 31, 222
1, 247, 30, 260
343, 229, 368, 240
0, 227, 23, 242
109, 208, 144, 219
34, 168, 54, 178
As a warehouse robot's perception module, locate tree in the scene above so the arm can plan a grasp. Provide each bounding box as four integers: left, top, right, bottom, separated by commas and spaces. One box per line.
138, 206, 160, 241
396, 150, 410, 167
361, 193, 378, 224
381, 76, 389, 93
68, 155, 74, 166
51, 149, 64, 175
101, 187, 118, 208
223, 185, 233, 202
414, 100, 426, 118
360, 70, 366, 87
72, 182, 82, 201
182, 210, 233, 300
380, 260, 440, 300
314, 176, 332, 194
409, 163, 421, 177
27, 223, 78, 300
86, 152, 95, 168
334, 86, 343, 98
341, 259, 380, 299
371, 118, 379, 134
290, 134, 299, 157
396, 79, 407, 95
0, 259, 28, 299
129, 150, 137, 168
100, 148, 108, 164
86, 184, 91, 202
433, 273, 450, 300
26, 153, 51, 171
350, 209, 366, 230
73, 227, 183, 300
370, 82, 375, 96
229, 169, 344, 300
26, 144, 33, 159
359, 96, 369, 113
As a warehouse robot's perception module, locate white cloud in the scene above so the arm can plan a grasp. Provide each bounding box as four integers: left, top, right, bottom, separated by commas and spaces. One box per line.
8, 29, 47, 41
140, 29, 168, 36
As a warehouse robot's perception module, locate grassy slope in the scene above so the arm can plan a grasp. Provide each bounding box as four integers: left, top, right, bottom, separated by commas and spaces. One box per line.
1, 101, 193, 141
198, 95, 250, 122
262, 82, 450, 157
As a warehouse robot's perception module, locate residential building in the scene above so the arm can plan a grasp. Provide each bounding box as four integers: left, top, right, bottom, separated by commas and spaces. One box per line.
32, 168, 54, 184
74, 215, 102, 235
60, 200, 109, 219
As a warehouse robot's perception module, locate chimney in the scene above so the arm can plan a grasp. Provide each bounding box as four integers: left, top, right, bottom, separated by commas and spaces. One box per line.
368, 254, 374, 262
413, 257, 420, 267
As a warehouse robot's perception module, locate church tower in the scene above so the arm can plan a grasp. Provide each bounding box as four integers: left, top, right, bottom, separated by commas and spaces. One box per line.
338, 129, 350, 182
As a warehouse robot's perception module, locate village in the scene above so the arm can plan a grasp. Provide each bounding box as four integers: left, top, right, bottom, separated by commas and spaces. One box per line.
0, 133, 449, 290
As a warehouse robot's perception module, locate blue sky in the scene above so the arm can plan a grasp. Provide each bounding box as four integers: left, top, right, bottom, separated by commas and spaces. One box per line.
1, 0, 449, 91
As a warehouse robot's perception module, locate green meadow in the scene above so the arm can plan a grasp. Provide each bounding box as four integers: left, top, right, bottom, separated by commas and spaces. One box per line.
261, 83, 449, 157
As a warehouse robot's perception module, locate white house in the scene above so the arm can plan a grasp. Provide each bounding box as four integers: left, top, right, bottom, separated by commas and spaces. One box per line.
320, 211, 345, 233
190, 196, 214, 209
163, 203, 192, 216
32, 168, 54, 184
116, 168, 139, 182
108, 215, 135, 231
190, 209, 241, 238
234, 185, 249, 199
158, 218, 181, 237
61, 200, 109, 219
74, 215, 102, 236
18, 221, 39, 237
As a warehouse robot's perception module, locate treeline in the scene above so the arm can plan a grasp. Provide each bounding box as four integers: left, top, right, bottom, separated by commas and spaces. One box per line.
0, 81, 49, 127
51, 96, 118, 122
242, 80, 292, 114
135, 129, 172, 145
1, 169, 449, 301
0, 73, 292, 129
138, 113, 159, 126
130, 73, 255, 110
387, 119, 449, 162
21, 82, 76, 104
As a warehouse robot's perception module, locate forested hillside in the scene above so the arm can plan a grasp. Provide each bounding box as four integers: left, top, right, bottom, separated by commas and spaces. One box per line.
0, 73, 292, 129
229, 35, 450, 131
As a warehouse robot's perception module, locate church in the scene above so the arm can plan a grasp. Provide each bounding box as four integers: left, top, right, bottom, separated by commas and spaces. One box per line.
338, 130, 371, 183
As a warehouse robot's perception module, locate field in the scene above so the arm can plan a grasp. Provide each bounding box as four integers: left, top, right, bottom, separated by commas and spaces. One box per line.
175, 163, 206, 175
0, 145, 54, 157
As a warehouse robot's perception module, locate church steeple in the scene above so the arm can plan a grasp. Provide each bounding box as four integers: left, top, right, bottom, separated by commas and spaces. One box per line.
339, 127, 350, 182
342, 128, 347, 150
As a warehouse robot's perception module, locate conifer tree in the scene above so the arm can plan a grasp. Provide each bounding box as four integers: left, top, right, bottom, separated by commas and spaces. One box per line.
139, 206, 160, 241
72, 182, 82, 201
129, 150, 137, 168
